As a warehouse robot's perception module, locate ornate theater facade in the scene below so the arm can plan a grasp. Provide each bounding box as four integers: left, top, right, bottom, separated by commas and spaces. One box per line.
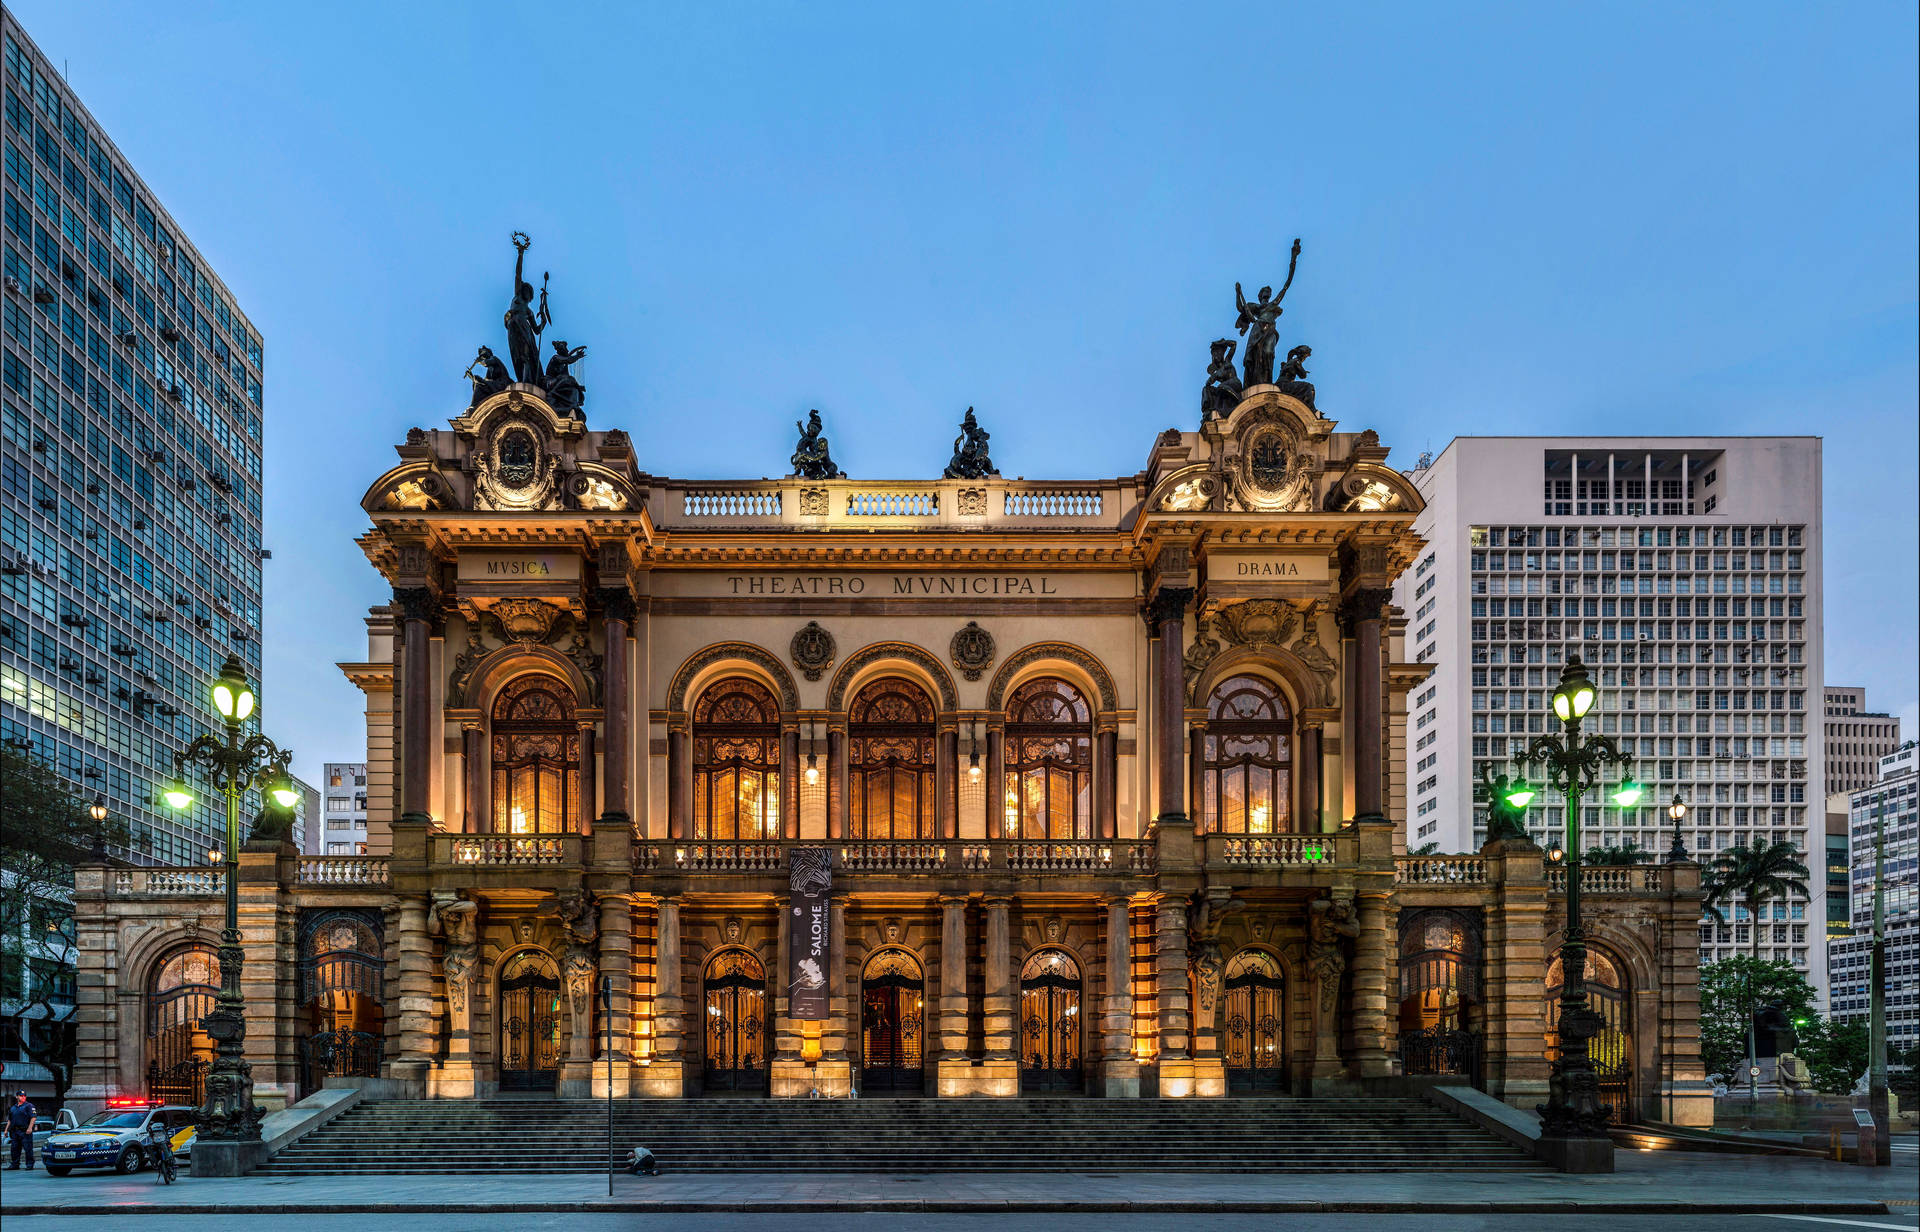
68, 306, 1713, 1127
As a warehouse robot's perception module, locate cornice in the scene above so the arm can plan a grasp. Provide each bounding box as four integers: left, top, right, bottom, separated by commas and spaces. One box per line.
338, 661, 394, 692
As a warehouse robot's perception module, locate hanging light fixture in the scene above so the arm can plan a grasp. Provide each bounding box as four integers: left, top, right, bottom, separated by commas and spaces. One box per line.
805, 722, 820, 785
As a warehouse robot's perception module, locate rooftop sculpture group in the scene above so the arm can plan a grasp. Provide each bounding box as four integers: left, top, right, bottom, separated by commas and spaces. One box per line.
464, 232, 589, 416
1205, 237, 1316, 417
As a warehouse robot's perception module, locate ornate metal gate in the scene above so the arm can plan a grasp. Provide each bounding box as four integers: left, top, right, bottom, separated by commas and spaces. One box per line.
703, 949, 769, 1092
298, 909, 385, 1096
1547, 947, 1633, 1123
498, 950, 562, 1091
1397, 908, 1484, 1084
146, 946, 217, 1105
1223, 949, 1286, 1093
1019, 949, 1082, 1093
860, 950, 925, 1092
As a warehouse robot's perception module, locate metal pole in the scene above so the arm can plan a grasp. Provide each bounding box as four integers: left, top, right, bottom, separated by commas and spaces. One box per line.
602, 975, 613, 1194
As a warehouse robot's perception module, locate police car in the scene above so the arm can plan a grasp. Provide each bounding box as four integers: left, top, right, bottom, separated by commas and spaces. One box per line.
41, 1100, 196, 1176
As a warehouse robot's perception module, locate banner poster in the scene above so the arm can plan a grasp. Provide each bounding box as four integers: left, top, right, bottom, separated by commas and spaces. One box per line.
787, 847, 832, 1020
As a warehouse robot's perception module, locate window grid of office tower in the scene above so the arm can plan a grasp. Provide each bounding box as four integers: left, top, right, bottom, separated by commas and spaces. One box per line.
1429, 516, 1812, 970
0, 18, 265, 866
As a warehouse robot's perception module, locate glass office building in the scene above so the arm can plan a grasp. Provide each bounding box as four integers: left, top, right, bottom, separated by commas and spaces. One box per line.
0, 15, 265, 866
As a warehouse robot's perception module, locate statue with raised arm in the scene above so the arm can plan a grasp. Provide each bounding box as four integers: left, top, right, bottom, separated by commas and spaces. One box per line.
1200, 337, 1243, 421
504, 231, 551, 385
942, 407, 997, 479
1234, 237, 1302, 387
790, 408, 845, 479
543, 340, 587, 416
464, 345, 511, 407
1276, 344, 1316, 409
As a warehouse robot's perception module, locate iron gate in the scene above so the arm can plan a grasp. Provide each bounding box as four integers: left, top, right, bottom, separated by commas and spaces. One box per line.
498, 951, 562, 1090
1019, 949, 1082, 1093
860, 950, 925, 1092
703, 949, 769, 1092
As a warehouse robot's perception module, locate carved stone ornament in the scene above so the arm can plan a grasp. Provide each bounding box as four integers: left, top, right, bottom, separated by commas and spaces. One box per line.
1185, 597, 1339, 707
387, 472, 444, 511
1230, 412, 1313, 513
1161, 473, 1217, 512
569, 472, 627, 511
790, 621, 836, 682
884, 918, 902, 945
724, 917, 744, 945
1286, 598, 1340, 706
798, 487, 830, 518
474, 413, 559, 511
949, 621, 995, 682
1215, 599, 1298, 648
957, 487, 988, 517
1044, 916, 1064, 944
493, 597, 562, 645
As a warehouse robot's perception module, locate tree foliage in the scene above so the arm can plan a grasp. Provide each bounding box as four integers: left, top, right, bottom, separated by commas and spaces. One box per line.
1584, 839, 1654, 866
1697, 956, 1817, 1080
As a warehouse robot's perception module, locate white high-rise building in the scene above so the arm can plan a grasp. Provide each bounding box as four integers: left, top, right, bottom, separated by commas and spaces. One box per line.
1396, 437, 1826, 994
1828, 743, 1918, 1050
309, 761, 369, 855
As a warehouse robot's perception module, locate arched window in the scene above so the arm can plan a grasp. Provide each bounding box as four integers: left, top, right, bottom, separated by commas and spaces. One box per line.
1004, 677, 1092, 840
1397, 908, 1483, 1078
848, 678, 936, 840
490, 676, 579, 833
1546, 945, 1632, 1121
692, 677, 782, 841
1201, 674, 1292, 834
147, 945, 218, 1104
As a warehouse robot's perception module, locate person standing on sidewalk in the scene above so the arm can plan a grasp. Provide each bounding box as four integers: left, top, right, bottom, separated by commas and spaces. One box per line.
5, 1092, 36, 1169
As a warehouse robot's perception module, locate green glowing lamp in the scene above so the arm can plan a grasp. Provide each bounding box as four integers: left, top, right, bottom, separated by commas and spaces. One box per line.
1503, 785, 1537, 810
1611, 779, 1644, 809
162, 778, 195, 810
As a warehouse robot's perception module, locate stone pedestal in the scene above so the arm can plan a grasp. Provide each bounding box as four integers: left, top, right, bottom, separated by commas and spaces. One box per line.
1537, 1134, 1614, 1173
633, 1059, 684, 1098
1098, 1058, 1142, 1098
772, 1058, 852, 1098
557, 1060, 594, 1098
430, 1058, 480, 1098
589, 1062, 632, 1098
937, 1057, 1019, 1096
190, 1139, 269, 1177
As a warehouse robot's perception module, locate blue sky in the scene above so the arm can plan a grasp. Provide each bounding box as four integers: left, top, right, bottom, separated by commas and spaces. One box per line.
16, 1, 1917, 785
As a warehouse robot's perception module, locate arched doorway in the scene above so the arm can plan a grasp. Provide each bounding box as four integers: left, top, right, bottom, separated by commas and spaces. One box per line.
1398, 908, 1484, 1082
703, 949, 769, 1093
497, 950, 562, 1091
146, 946, 217, 1104
1019, 948, 1082, 1092
860, 949, 925, 1093
1003, 676, 1093, 840
848, 677, 937, 839
692, 676, 782, 840
297, 910, 385, 1097
1546, 946, 1633, 1122
491, 676, 581, 833
1200, 674, 1293, 834
1223, 949, 1287, 1093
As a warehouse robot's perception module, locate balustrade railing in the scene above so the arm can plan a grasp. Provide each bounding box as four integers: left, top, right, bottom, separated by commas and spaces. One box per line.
672, 842, 788, 872
837, 841, 948, 872
111, 868, 224, 897
1546, 865, 1658, 894
296, 857, 391, 886
846, 491, 938, 517
1211, 834, 1343, 866
1003, 489, 1103, 518
682, 489, 781, 518
654, 839, 1150, 876
444, 835, 575, 866
1395, 855, 1488, 885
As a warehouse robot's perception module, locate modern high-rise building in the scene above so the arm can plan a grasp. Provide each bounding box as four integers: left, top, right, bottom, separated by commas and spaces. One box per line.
311, 761, 369, 855
289, 770, 320, 856
1828, 743, 1918, 1051
0, 15, 267, 867
1396, 436, 1826, 992
1823, 686, 1901, 797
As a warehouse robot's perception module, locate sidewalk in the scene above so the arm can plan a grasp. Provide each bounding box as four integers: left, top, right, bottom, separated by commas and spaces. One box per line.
1, 1149, 1914, 1215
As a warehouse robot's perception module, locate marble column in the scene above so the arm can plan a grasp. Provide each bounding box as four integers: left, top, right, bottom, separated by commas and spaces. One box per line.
938, 895, 970, 1060
600, 590, 633, 823
828, 726, 848, 840
1095, 726, 1118, 840
666, 725, 688, 840
462, 722, 485, 834
393, 588, 437, 824
780, 728, 800, 839
985, 727, 1005, 839
937, 727, 959, 840
1146, 588, 1194, 822
1342, 588, 1391, 821
1297, 721, 1322, 834
577, 723, 597, 835
983, 895, 1014, 1062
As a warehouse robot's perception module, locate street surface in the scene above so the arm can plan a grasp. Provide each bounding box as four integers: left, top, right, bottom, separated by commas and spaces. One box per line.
2, 1215, 1918, 1232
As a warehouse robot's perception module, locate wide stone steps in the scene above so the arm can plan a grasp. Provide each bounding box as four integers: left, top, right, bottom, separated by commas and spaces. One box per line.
256, 1097, 1542, 1175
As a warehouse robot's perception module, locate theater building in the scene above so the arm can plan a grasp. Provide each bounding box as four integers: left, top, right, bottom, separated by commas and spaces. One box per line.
67, 302, 1713, 1127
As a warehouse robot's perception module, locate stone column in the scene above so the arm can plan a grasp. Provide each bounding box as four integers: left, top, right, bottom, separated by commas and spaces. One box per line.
780, 728, 800, 839
393, 588, 438, 824
1351, 887, 1394, 1078
828, 726, 848, 840
1100, 896, 1140, 1097
1341, 588, 1392, 821
827, 896, 850, 1063
938, 895, 970, 1062
1154, 899, 1193, 1092
666, 724, 688, 840
600, 589, 634, 823
577, 723, 597, 835
1146, 588, 1194, 822
937, 727, 958, 840
1297, 721, 1323, 834
642, 896, 685, 1097
1187, 724, 1207, 833
595, 893, 631, 1096
462, 722, 485, 834
985, 727, 1005, 839
1095, 726, 1118, 840
390, 893, 434, 1095
980, 894, 1016, 1094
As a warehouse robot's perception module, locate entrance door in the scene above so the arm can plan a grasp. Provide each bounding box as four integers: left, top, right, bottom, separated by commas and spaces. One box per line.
146, 946, 217, 1105
704, 950, 769, 1092
861, 950, 925, 1093
1546, 947, 1633, 1124
1223, 949, 1287, 1093
1019, 949, 1082, 1093
498, 951, 562, 1091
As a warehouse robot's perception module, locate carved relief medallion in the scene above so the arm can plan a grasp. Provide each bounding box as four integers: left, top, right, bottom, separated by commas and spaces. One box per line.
949, 621, 995, 682
475, 414, 558, 511
492, 598, 562, 645
790, 621, 836, 682
1231, 413, 1312, 512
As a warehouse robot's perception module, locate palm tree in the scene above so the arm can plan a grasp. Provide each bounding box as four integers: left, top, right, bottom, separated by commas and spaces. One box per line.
1702, 837, 1810, 1102
1584, 839, 1654, 866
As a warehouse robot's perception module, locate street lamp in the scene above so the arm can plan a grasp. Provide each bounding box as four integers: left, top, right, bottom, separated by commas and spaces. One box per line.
1665, 794, 1690, 863
163, 652, 294, 1152
1519, 656, 1637, 1172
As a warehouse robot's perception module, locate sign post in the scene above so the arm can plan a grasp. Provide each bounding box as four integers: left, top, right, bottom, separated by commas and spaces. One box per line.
599, 975, 612, 1194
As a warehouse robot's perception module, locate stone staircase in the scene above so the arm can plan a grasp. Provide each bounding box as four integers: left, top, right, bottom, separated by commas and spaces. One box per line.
256, 1095, 1542, 1174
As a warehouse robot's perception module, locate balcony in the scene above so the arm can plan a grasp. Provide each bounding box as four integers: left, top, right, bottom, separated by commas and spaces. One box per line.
296, 856, 392, 887
1204, 833, 1355, 869
654, 476, 1132, 532
109, 868, 224, 898
641, 839, 1155, 881
435, 834, 583, 866
1546, 865, 1663, 894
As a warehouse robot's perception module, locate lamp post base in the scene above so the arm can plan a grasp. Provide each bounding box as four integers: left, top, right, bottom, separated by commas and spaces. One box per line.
1536, 1134, 1614, 1173
189, 1139, 269, 1177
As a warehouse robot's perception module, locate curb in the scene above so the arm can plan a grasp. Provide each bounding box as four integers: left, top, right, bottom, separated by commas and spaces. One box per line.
0, 1201, 1899, 1215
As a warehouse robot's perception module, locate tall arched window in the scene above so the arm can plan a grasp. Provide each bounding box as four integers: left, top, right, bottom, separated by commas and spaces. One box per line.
848, 678, 936, 839
1201, 674, 1292, 834
491, 676, 580, 833
692, 677, 782, 840
147, 945, 218, 1104
1004, 677, 1092, 840
1546, 945, 1632, 1122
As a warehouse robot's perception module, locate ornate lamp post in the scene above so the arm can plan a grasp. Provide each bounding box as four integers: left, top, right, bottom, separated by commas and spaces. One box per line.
1665, 794, 1690, 863
1518, 656, 1640, 1173
162, 654, 297, 1160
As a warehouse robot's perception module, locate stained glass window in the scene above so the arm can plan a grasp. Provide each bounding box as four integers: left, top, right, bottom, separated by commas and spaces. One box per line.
849, 678, 936, 840
490, 676, 579, 833
692, 677, 782, 840
1004, 677, 1092, 840
1202, 675, 1292, 834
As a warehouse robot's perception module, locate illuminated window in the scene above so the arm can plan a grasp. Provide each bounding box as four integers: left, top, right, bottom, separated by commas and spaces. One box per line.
692, 677, 781, 840
1201, 674, 1292, 834
1003, 677, 1092, 840
490, 676, 579, 833
849, 677, 936, 839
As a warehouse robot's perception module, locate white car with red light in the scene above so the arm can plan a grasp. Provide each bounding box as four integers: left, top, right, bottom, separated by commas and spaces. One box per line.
41, 1099, 196, 1176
